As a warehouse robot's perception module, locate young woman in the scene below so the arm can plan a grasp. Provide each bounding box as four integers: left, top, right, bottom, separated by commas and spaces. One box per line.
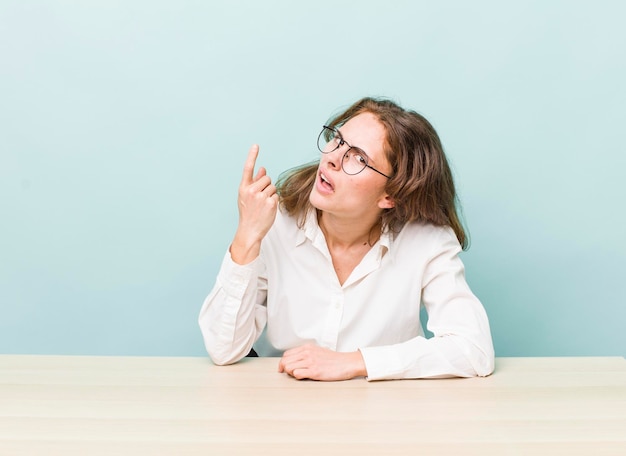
199, 97, 494, 381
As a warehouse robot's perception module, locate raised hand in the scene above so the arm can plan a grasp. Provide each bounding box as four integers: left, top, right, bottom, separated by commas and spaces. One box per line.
230, 145, 279, 265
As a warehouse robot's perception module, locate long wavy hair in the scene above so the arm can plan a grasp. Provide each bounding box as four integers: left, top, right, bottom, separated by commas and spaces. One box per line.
276, 97, 468, 249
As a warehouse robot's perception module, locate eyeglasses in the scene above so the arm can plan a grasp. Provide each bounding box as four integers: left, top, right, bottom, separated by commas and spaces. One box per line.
317, 125, 392, 179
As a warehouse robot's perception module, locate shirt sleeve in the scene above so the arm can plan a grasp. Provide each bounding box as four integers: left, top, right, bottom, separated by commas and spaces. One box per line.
198, 250, 268, 365
359, 229, 495, 381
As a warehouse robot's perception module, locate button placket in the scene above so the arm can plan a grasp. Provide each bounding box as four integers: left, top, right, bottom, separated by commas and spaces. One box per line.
319, 292, 344, 350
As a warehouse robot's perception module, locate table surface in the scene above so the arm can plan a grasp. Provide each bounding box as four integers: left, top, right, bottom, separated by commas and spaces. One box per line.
1, 355, 625, 455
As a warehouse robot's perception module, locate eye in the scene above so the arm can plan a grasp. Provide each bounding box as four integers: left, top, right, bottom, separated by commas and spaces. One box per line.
353, 150, 367, 164
345, 149, 367, 166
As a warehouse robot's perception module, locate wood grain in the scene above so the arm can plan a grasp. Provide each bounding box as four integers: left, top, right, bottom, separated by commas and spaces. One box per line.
1, 356, 624, 455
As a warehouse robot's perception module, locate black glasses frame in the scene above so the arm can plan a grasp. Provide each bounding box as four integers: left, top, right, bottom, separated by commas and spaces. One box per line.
317, 126, 392, 179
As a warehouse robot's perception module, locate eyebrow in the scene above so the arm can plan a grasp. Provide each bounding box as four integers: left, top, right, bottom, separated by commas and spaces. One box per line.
336, 127, 375, 161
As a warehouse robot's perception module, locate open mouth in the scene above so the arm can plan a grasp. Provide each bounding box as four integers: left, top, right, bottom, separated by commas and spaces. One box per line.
319, 171, 334, 191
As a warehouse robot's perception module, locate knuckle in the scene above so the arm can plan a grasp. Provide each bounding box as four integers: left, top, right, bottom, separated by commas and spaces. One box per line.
294, 371, 306, 380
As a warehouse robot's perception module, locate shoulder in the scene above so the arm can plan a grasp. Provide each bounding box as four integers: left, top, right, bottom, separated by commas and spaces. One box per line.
395, 221, 458, 245
391, 222, 461, 259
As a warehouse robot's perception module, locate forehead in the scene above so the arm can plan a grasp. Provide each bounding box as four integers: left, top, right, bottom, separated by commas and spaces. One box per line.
338, 112, 387, 154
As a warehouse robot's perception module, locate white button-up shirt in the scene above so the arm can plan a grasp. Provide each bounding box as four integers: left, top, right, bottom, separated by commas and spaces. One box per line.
199, 209, 494, 381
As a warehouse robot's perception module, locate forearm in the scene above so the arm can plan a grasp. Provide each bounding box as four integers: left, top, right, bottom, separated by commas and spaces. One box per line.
360, 334, 494, 381
198, 252, 267, 365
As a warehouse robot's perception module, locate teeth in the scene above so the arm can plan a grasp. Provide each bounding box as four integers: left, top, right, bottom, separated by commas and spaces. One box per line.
321, 173, 330, 184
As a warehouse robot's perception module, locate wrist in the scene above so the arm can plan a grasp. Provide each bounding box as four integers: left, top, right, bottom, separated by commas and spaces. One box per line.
350, 350, 368, 378
230, 232, 262, 265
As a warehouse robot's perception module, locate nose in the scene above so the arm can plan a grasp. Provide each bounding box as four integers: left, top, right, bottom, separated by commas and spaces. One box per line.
322, 147, 344, 172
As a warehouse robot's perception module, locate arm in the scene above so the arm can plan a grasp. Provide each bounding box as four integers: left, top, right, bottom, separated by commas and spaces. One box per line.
198, 145, 278, 365
360, 229, 495, 380
198, 252, 268, 365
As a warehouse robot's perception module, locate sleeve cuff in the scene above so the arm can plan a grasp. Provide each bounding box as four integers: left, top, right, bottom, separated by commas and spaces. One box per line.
217, 250, 260, 300
359, 346, 406, 381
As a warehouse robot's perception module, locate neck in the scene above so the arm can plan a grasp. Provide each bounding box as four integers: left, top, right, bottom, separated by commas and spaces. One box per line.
317, 211, 381, 249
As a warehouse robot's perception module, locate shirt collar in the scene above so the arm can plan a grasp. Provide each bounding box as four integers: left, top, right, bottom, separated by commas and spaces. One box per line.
296, 209, 393, 257
296, 209, 319, 247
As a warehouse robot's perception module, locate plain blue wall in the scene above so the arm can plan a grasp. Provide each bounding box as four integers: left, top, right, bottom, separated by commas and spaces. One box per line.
1, 0, 624, 357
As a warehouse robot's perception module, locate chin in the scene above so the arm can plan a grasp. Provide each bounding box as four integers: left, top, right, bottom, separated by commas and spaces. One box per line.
308, 190, 324, 211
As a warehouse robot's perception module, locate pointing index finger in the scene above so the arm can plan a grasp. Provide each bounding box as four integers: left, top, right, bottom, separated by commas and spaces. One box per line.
242, 144, 259, 185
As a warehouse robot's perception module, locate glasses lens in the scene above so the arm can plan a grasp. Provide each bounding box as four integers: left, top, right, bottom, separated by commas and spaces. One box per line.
317, 126, 339, 154
341, 148, 368, 175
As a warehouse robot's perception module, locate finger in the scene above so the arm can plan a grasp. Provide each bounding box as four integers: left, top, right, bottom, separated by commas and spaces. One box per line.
241, 144, 260, 185
261, 184, 277, 197
266, 193, 279, 209
278, 353, 293, 372
278, 352, 302, 374
283, 345, 306, 357
280, 348, 302, 364
291, 368, 311, 380
254, 166, 267, 182
248, 175, 273, 193
284, 362, 308, 378
277, 356, 288, 373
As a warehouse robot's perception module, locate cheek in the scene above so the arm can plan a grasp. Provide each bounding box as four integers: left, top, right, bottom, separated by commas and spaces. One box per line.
349, 180, 387, 203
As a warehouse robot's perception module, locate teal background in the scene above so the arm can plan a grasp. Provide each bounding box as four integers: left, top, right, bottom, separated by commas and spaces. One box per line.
1, 0, 624, 357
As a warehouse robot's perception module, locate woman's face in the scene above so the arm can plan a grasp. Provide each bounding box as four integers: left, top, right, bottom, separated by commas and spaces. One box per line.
309, 112, 394, 221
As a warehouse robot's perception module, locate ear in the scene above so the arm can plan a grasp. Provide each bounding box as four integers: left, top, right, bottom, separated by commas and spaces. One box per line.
377, 194, 395, 209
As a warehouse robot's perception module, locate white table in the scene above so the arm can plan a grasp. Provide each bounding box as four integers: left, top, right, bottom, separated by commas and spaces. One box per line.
1, 355, 625, 455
